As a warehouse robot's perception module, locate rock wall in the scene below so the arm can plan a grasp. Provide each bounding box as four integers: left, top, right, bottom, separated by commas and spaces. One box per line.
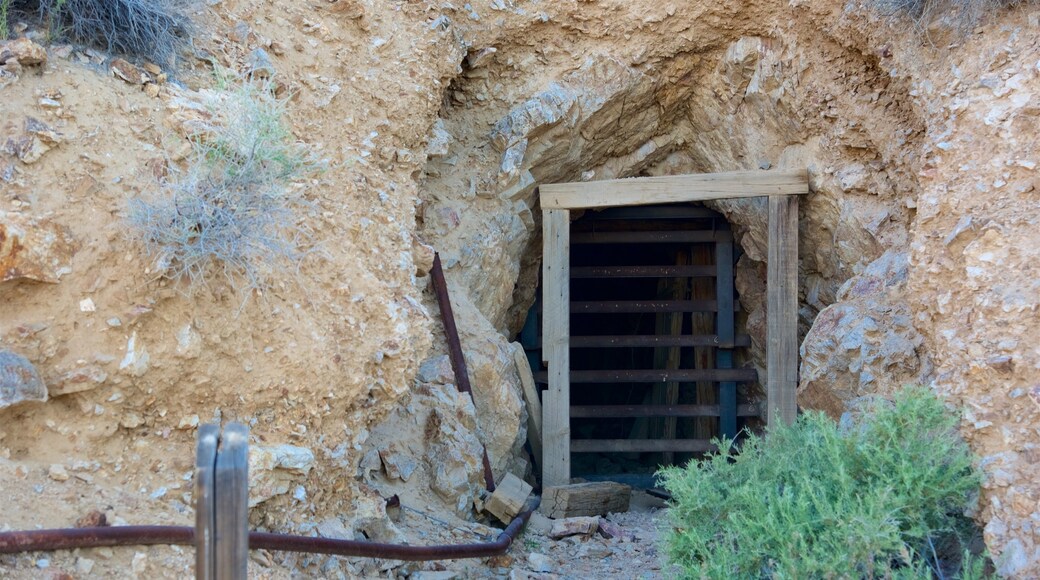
0, 0, 1037, 576
416, 1, 1039, 575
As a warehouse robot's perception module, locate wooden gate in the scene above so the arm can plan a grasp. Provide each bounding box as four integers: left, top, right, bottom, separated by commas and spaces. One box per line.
539, 170, 807, 488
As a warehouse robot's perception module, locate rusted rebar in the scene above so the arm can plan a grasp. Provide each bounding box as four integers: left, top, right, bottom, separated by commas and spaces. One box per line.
430, 252, 497, 492
0, 503, 538, 561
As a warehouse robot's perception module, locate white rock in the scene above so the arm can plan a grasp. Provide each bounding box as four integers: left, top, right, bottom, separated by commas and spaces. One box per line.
47, 464, 69, 481
131, 551, 148, 575
76, 557, 95, 574
527, 552, 553, 573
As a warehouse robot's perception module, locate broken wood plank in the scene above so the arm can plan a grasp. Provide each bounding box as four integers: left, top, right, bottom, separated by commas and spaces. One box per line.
539, 482, 632, 519
483, 473, 533, 525
541, 169, 810, 210
542, 208, 571, 488
767, 195, 799, 427
511, 343, 543, 470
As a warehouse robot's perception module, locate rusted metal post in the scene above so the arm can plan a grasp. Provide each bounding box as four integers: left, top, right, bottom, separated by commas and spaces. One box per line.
430, 253, 497, 492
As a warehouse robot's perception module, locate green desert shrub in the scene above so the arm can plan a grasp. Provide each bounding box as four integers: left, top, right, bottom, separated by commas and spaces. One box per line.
2, 0, 192, 64
127, 75, 319, 299
658, 387, 984, 579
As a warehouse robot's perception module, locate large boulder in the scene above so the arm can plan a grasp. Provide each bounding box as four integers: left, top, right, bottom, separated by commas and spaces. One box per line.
0, 350, 47, 409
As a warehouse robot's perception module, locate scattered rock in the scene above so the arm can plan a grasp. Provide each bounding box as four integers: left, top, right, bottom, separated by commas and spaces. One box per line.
0, 38, 47, 66
48, 365, 107, 396
0, 211, 77, 284
0, 349, 47, 409
47, 464, 69, 481
249, 444, 315, 506
427, 119, 452, 159
527, 552, 555, 573
110, 59, 148, 84
75, 557, 95, 575
3, 117, 65, 164
378, 444, 418, 481
75, 510, 108, 528
247, 48, 275, 78
119, 332, 150, 377
526, 511, 553, 536
549, 516, 599, 540
417, 355, 454, 385
131, 551, 148, 575
596, 518, 634, 541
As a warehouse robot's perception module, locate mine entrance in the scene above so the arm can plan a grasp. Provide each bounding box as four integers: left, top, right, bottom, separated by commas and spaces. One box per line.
525, 205, 758, 480
530, 170, 806, 488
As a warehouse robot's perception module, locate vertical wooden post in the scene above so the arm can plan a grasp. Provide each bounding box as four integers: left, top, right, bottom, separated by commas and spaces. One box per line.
715, 238, 737, 439
767, 195, 799, 427
214, 423, 249, 580
542, 209, 571, 487
195, 424, 219, 580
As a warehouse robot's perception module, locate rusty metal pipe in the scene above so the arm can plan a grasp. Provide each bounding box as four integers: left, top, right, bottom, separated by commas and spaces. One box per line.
429, 252, 497, 492
0, 503, 538, 561
0, 526, 195, 553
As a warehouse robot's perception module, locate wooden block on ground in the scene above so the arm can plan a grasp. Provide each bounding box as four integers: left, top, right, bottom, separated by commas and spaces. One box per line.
484, 473, 533, 524
549, 516, 599, 539
539, 482, 631, 519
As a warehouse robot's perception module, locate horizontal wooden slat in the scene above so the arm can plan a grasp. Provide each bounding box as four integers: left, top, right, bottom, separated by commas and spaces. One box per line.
571, 300, 740, 314
582, 206, 722, 221
571, 439, 716, 453
535, 369, 758, 383
571, 265, 716, 278
571, 230, 732, 244
570, 335, 752, 348
541, 169, 810, 210
571, 404, 759, 418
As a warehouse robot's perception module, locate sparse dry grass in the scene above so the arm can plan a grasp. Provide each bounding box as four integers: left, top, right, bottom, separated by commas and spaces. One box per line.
127, 75, 321, 300
872, 0, 1028, 34
3, 0, 192, 64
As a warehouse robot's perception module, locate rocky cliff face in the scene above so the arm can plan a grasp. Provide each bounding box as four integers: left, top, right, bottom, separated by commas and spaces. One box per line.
0, 0, 1037, 576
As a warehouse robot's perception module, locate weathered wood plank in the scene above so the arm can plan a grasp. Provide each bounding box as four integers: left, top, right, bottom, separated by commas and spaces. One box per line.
536, 369, 757, 383
571, 300, 740, 313
541, 169, 809, 210
539, 482, 632, 518
214, 423, 249, 580
570, 439, 715, 453
511, 343, 543, 470
542, 209, 571, 487
569, 335, 751, 348
571, 230, 732, 244
582, 205, 721, 220
571, 404, 759, 418
195, 424, 219, 580
767, 195, 799, 427
716, 239, 737, 440
484, 472, 533, 525
571, 265, 716, 278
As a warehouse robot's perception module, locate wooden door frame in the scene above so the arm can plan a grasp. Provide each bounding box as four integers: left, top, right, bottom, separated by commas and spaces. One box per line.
539, 169, 808, 487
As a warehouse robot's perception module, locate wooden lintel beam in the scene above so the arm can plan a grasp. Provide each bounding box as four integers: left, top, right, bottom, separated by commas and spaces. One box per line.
541, 169, 809, 210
